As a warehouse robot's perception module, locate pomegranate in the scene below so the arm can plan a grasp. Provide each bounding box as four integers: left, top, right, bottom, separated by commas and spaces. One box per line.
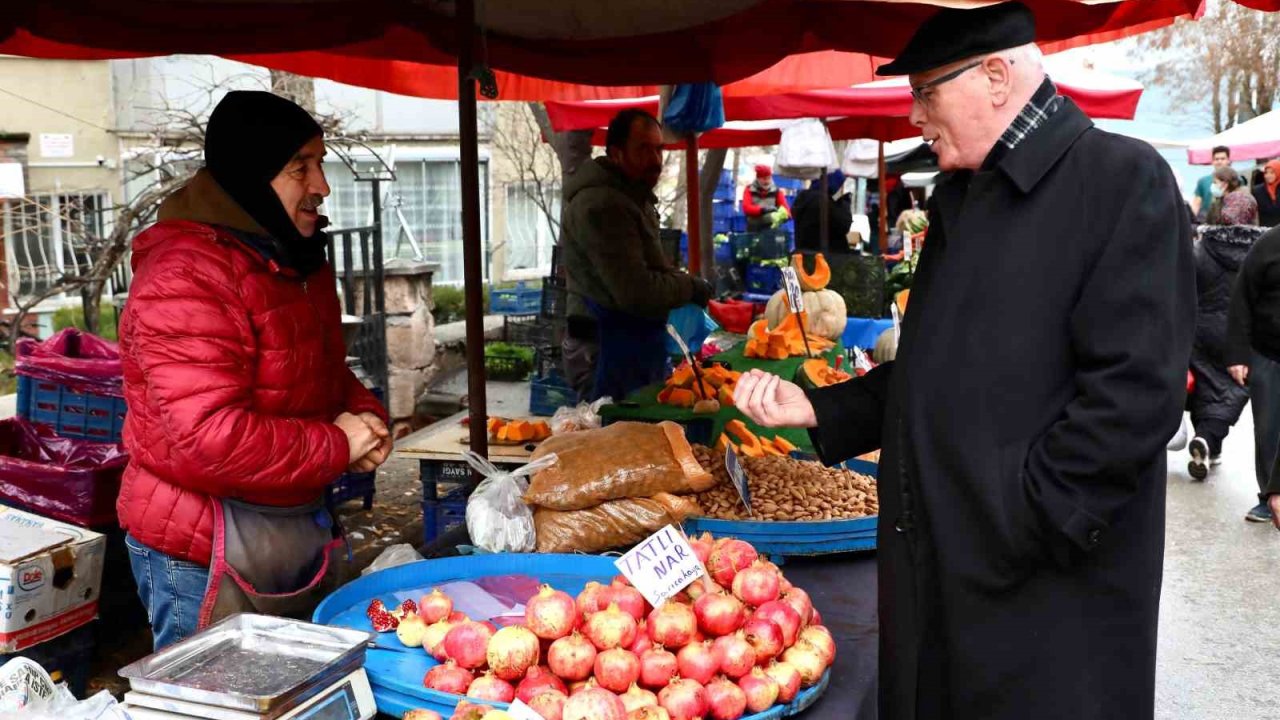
548, 632, 598, 681
738, 667, 780, 713
568, 680, 591, 696
639, 646, 678, 689
576, 581, 609, 617
694, 592, 746, 637
450, 700, 491, 720
686, 576, 720, 602
396, 612, 428, 648
781, 644, 826, 687
809, 609, 822, 626
778, 576, 794, 594
448, 611, 470, 623
628, 707, 672, 720
647, 603, 697, 649
420, 589, 454, 624
704, 676, 748, 720
676, 640, 720, 685
731, 561, 781, 608
528, 690, 569, 720
404, 710, 445, 720
628, 621, 652, 655
707, 539, 757, 587
612, 574, 633, 588
620, 683, 658, 713
603, 586, 648, 622
752, 602, 801, 647
594, 648, 642, 693
585, 603, 638, 650
563, 686, 627, 720
467, 672, 517, 703
797, 626, 836, 666
712, 632, 757, 679
424, 620, 457, 661
689, 532, 715, 567
763, 661, 802, 703
742, 617, 785, 662
526, 585, 579, 640
445, 621, 494, 669
780, 588, 814, 627
489, 626, 541, 681
657, 678, 708, 720
423, 661, 474, 694
517, 666, 568, 703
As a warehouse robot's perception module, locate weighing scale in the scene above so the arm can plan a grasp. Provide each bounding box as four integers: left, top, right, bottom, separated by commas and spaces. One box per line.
120, 667, 377, 720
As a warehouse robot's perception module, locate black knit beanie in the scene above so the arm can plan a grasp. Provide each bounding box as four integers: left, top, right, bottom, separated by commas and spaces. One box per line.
204, 91, 327, 273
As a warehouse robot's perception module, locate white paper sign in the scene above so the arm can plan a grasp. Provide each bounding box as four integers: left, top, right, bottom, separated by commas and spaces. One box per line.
38, 134, 73, 159
0, 164, 23, 199
781, 266, 805, 313
507, 699, 546, 720
725, 444, 752, 515
903, 232, 914, 261
614, 525, 706, 609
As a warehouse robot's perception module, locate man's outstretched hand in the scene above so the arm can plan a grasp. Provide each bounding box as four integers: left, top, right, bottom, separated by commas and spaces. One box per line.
733, 369, 818, 428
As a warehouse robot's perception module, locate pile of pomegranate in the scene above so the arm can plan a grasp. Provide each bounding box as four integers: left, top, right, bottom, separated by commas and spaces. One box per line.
369, 535, 836, 720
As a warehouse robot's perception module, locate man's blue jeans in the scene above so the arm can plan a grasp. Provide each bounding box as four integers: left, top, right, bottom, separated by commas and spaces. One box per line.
125, 534, 210, 650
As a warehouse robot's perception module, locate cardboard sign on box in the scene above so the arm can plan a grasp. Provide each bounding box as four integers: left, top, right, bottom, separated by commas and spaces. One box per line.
0, 506, 103, 651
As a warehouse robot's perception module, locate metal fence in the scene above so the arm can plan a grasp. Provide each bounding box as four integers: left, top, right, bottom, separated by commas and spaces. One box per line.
1, 191, 117, 305
328, 224, 388, 396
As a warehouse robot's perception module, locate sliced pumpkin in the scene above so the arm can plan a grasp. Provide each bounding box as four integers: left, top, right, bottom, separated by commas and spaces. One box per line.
774, 436, 798, 454
487, 417, 505, 436
793, 253, 831, 291
667, 388, 697, 408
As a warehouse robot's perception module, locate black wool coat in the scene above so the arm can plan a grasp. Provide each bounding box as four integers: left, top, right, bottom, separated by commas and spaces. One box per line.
806, 100, 1195, 720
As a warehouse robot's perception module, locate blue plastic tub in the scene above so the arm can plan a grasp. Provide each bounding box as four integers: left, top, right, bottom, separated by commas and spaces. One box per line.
312, 554, 831, 719
841, 317, 895, 351
745, 263, 783, 294
490, 282, 542, 315
529, 371, 576, 417
17, 375, 126, 443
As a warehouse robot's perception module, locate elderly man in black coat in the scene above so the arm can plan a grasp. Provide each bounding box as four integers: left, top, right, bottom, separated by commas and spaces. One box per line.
732, 3, 1194, 719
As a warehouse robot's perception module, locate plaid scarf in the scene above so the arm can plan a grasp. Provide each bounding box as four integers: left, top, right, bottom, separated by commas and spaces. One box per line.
982, 77, 1064, 170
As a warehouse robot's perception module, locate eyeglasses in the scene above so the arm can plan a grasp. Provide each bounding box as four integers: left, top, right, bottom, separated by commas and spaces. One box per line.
909, 61, 984, 105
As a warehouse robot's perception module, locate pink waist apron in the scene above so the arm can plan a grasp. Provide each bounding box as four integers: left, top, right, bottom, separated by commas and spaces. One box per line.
198, 497, 344, 629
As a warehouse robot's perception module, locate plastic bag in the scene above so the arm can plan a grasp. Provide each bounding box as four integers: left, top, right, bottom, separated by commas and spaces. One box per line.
15, 328, 123, 397
360, 544, 423, 576
534, 492, 702, 553
0, 417, 128, 526
0, 657, 128, 719
550, 397, 612, 435
466, 451, 559, 553
525, 421, 715, 511
666, 304, 719, 356
662, 83, 725, 134
776, 119, 837, 180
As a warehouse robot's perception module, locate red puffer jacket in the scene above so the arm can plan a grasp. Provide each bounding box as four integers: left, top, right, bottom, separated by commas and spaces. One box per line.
117, 171, 385, 566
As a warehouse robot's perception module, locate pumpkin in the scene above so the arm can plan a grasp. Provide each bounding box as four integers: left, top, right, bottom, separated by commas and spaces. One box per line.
793, 253, 831, 291
872, 328, 898, 364
794, 359, 853, 390
765, 289, 847, 341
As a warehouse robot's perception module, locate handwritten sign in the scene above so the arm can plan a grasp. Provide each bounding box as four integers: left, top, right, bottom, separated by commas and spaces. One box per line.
615, 525, 706, 609
725, 444, 752, 515
781, 266, 805, 313
507, 699, 546, 720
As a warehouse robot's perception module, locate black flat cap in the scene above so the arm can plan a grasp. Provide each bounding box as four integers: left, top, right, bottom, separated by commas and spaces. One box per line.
877, 1, 1036, 76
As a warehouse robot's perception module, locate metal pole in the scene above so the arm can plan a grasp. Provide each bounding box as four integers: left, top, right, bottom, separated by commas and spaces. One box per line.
458, 0, 488, 463
685, 136, 701, 277
371, 178, 388, 396
878, 141, 889, 254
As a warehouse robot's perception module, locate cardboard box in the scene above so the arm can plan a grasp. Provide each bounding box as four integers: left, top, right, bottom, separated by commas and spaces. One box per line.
0, 506, 104, 651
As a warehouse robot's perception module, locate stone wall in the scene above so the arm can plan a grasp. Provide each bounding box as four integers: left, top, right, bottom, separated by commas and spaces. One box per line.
357, 260, 438, 437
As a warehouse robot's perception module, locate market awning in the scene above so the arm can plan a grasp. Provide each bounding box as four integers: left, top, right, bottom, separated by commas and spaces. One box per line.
1186, 110, 1280, 164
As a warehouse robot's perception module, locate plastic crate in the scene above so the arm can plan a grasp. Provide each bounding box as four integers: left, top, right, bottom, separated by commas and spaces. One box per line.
504, 315, 559, 348
326, 470, 375, 511
490, 282, 543, 315
2, 622, 94, 697
714, 240, 734, 266
419, 458, 524, 502
17, 375, 126, 443
540, 276, 567, 320
745, 263, 784, 294
534, 345, 563, 378
484, 351, 532, 382
530, 371, 577, 417
423, 484, 469, 543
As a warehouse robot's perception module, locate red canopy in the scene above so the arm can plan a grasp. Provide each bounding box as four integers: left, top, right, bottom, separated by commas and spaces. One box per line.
1, 0, 1213, 93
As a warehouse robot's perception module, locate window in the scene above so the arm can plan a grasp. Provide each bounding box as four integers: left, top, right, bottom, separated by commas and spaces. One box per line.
324, 158, 489, 286
504, 182, 559, 275
2, 191, 113, 304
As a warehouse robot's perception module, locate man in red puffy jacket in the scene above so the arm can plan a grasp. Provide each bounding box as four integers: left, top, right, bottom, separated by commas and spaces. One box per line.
118, 91, 391, 649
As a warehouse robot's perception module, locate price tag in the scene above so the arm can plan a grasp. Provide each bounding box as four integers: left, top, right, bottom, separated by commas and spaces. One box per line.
614, 525, 706, 609
507, 699, 546, 720
725, 444, 752, 515
781, 266, 805, 313
903, 232, 914, 261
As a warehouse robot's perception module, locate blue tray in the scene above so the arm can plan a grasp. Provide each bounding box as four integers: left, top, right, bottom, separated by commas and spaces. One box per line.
683, 459, 880, 560
313, 554, 831, 719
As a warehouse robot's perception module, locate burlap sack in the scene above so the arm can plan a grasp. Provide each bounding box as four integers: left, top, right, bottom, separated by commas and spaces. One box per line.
533, 493, 702, 553
524, 421, 714, 511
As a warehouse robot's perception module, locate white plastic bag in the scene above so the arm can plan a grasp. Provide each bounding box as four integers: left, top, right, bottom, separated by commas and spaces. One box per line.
465, 451, 559, 553
777, 119, 837, 180
0, 657, 128, 720
550, 397, 612, 435
361, 544, 424, 575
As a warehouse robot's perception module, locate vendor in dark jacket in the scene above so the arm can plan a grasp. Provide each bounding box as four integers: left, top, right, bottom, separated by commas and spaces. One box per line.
729, 4, 1193, 719
792, 170, 853, 252
1226, 224, 1280, 526
1186, 225, 1263, 480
